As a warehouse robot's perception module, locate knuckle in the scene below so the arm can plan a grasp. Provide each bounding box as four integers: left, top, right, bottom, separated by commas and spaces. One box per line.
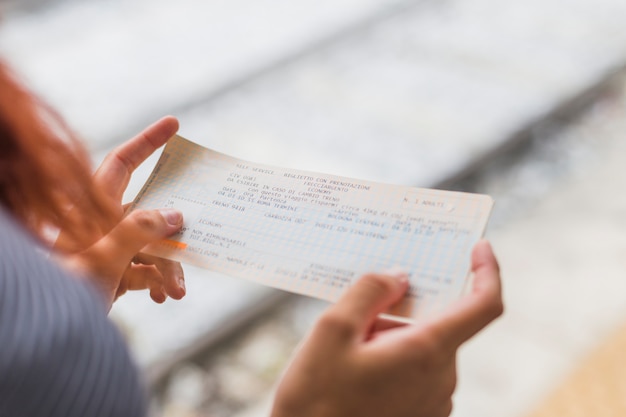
483, 295, 504, 321
406, 332, 454, 369
360, 273, 396, 295
316, 311, 356, 341
494, 261, 501, 275
441, 371, 458, 400
109, 146, 134, 171
437, 400, 454, 417
428, 386, 455, 417
415, 331, 444, 358
130, 210, 159, 230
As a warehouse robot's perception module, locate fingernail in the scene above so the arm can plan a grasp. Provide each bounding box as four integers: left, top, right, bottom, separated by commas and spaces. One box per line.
178, 276, 186, 292
160, 209, 183, 226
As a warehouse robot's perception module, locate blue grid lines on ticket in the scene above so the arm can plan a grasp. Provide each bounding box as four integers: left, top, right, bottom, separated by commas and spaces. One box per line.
131, 135, 494, 320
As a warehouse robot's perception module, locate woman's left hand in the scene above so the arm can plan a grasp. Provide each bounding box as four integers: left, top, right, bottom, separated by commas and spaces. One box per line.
56, 116, 186, 309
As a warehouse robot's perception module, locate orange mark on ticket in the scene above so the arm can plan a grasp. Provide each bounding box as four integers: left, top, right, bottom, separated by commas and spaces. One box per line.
161, 239, 188, 250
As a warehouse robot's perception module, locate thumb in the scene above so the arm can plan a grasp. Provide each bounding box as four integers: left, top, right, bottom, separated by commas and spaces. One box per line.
325, 272, 409, 342
87, 208, 183, 272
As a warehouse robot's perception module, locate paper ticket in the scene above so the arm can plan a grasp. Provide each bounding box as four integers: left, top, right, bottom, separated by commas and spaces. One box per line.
131, 135, 494, 319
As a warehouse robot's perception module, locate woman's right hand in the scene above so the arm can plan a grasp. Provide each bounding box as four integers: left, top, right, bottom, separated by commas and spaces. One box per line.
60, 207, 184, 310
55, 116, 186, 309
271, 240, 503, 417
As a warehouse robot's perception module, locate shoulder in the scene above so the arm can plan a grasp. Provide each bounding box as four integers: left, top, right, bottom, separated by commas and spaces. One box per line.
0, 209, 147, 417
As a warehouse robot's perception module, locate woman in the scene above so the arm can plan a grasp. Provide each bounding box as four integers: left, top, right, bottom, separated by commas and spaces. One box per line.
0, 60, 187, 417
0, 59, 503, 417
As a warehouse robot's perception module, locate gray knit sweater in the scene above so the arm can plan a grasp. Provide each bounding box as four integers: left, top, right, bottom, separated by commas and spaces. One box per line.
0, 209, 147, 417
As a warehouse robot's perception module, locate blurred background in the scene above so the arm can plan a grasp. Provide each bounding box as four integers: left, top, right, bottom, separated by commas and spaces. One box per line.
1, 0, 626, 416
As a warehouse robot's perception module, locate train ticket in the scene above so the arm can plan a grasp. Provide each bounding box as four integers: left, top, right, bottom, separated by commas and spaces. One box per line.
131, 135, 494, 319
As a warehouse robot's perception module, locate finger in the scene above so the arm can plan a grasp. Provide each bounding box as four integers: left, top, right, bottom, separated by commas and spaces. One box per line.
425, 240, 503, 348
134, 253, 185, 299
150, 285, 167, 304
87, 208, 183, 278
370, 316, 409, 334
94, 116, 179, 199
325, 272, 409, 341
366, 316, 409, 342
122, 263, 162, 291
120, 264, 168, 303
113, 263, 156, 300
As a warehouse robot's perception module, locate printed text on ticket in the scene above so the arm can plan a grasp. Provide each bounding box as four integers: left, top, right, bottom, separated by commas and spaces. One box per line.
131, 135, 494, 320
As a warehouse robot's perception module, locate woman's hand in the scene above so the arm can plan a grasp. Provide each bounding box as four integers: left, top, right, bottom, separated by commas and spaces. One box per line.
271, 240, 503, 417
56, 116, 186, 309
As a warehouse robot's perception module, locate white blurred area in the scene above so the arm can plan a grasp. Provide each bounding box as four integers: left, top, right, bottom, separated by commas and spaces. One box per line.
1, 1, 626, 416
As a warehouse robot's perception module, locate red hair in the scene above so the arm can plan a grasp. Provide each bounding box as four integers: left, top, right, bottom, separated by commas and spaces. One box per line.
0, 60, 115, 250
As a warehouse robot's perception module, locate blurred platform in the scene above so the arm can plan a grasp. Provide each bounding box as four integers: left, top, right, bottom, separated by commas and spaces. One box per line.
223, 70, 626, 417
525, 320, 626, 417
452, 80, 626, 417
